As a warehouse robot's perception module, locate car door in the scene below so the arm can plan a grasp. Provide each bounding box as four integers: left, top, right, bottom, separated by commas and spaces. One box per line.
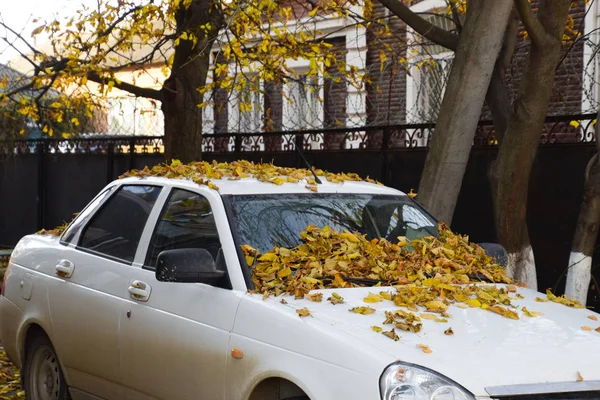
47, 184, 163, 400
118, 186, 242, 400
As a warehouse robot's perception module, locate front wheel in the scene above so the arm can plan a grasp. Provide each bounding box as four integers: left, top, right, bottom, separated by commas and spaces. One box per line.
23, 335, 70, 400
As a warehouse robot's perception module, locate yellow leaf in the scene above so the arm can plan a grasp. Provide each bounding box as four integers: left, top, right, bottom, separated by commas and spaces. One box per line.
582, 326, 592, 331
588, 315, 598, 321
417, 344, 432, 354
327, 292, 344, 305
349, 306, 376, 315
577, 371, 584, 382
278, 267, 292, 278
306, 292, 323, 302
382, 328, 399, 341
296, 307, 311, 317
371, 325, 382, 332
364, 292, 383, 303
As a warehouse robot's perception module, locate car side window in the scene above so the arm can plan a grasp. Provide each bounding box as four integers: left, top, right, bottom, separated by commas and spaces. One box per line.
78, 185, 162, 263
145, 188, 222, 271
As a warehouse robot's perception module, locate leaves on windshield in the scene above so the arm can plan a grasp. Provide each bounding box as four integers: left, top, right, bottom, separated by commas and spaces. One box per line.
244, 222, 597, 336
119, 159, 382, 192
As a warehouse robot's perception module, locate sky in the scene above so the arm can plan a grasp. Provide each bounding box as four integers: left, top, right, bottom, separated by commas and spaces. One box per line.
0, 0, 94, 63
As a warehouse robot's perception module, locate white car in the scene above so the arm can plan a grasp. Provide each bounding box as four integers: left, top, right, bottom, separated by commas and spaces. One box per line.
1, 172, 600, 400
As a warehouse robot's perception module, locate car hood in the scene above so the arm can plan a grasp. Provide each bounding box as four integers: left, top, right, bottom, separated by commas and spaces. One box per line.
270, 285, 600, 397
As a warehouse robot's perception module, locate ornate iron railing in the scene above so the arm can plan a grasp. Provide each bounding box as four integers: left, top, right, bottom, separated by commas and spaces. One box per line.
0, 114, 596, 156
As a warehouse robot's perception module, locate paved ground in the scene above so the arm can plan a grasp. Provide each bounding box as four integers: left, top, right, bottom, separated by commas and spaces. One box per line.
0, 346, 23, 399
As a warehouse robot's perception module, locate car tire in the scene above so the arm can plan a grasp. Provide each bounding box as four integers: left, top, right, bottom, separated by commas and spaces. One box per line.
23, 334, 71, 400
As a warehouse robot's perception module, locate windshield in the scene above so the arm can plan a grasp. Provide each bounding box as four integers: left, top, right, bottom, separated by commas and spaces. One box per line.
225, 193, 438, 254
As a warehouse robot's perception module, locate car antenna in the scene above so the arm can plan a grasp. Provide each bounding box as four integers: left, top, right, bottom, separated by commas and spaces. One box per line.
295, 140, 322, 184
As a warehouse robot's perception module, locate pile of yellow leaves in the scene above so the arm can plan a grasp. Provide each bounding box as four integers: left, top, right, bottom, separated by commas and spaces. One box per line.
120, 159, 381, 191
244, 222, 512, 299
243, 223, 581, 327
36, 222, 70, 237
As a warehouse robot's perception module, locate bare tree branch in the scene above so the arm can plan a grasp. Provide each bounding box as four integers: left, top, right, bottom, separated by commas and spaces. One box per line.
378, 0, 459, 51
514, 0, 545, 48
86, 71, 163, 101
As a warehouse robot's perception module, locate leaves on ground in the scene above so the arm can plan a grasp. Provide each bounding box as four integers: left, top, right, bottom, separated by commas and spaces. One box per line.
0, 348, 23, 399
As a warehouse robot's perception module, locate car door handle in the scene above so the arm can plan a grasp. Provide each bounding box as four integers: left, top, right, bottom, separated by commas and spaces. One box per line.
128, 280, 151, 302
55, 260, 74, 278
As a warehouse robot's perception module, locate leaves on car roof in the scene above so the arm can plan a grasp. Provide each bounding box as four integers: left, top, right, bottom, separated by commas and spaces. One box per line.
119, 159, 381, 191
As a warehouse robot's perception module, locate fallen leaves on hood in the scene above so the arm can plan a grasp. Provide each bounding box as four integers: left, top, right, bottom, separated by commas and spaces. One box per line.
588, 315, 598, 321
582, 326, 592, 331
522, 307, 543, 318
546, 289, 584, 308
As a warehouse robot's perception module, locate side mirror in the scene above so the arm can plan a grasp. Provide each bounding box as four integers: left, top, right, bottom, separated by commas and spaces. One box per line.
155, 248, 225, 284
478, 242, 508, 268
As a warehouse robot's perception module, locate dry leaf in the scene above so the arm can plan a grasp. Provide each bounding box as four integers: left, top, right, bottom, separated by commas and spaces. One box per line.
588, 315, 598, 321
547, 289, 584, 309
582, 326, 592, 331
535, 297, 549, 302
506, 285, 517, 292
444, 327, 454, 335
596, 327, 600, 333
577, 371, 584, 382
306, 293, 323, 302
417, 344, 432, 354
327, 292, 344, 305
371, 326, 383, 332
364, 292, 384, 303
382, 328, 400, 341
522, 307, 543, 318
280, 298, 288, 304
420, 313, 448, 323
349, 306, 376, 315
296, 308, 311, 317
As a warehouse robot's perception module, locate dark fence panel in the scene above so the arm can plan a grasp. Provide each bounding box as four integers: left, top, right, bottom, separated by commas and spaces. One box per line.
0, 155, 38, 247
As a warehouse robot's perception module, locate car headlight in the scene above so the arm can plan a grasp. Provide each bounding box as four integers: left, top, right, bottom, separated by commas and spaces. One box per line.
380, 361, 475, 400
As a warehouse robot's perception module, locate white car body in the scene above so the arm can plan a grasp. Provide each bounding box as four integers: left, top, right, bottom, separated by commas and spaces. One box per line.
1, 175, 599, 400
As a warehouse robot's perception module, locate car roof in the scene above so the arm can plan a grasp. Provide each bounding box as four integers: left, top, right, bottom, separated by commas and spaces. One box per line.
116, 175, 406, 196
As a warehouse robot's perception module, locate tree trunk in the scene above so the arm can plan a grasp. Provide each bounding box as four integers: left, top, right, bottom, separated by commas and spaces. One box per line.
565, 109, 600, 304
417, 0, 513, 224
162, 0, 222, 163
495, 0, 571, 289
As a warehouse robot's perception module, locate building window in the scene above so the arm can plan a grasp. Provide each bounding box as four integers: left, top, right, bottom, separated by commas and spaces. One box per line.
229, 79, 263, 134
406, 4, 455, 124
